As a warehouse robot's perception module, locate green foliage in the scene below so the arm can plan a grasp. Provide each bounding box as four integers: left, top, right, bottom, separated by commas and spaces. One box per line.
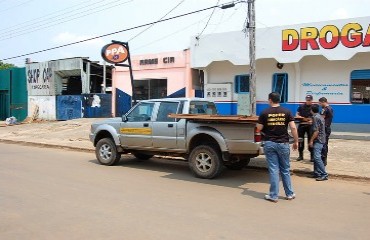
0, 61, 16, 70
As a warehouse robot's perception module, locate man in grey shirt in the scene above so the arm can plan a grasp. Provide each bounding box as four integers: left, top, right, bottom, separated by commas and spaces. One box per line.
309, 104, 328, 181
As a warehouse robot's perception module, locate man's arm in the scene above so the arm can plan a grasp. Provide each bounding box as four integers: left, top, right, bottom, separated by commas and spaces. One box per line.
309, 131, 318, 148
289, 121, 299, 150
257, 123, 264, 131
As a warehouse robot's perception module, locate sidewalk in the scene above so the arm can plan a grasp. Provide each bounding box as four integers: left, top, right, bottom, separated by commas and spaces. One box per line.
1, 118, 369, 180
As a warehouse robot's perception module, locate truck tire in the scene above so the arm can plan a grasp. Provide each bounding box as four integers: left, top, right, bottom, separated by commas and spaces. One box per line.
225, 158, 251, 170
95, 138, 121, 166
133, 153, 153, 160
189, 145, 223, 179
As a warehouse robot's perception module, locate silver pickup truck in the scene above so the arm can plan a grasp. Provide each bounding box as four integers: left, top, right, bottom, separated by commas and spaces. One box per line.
90, 98, 262, 179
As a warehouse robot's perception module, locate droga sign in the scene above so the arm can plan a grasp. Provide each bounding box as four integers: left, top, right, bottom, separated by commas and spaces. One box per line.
282, 22, 370, 51
101, 42, 129, 64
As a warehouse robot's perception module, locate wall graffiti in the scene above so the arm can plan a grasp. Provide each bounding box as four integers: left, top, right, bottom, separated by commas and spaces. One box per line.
302, 82, 349, 96
26, 62, 54, 95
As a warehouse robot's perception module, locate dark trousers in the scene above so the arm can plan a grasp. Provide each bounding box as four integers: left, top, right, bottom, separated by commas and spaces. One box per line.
321, 126, 331, 161
298, 124, 313, 155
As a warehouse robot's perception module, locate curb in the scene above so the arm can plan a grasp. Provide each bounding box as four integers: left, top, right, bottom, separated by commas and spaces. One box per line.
0, 139, 94, 153
331, 135, 370, 141
1, 139, 369, 182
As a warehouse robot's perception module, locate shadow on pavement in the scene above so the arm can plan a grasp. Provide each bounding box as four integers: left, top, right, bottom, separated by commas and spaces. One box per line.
88, 156, 271, 200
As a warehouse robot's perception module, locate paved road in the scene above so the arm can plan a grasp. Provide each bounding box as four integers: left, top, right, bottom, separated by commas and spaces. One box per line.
0, 143, 369, 240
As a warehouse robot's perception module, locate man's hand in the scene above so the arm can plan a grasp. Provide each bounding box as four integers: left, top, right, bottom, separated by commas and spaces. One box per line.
309, 141, 314, 148
292, 141, 298, 151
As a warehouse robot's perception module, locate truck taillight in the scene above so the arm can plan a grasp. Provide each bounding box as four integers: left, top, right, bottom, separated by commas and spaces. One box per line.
254, 128, 261, 142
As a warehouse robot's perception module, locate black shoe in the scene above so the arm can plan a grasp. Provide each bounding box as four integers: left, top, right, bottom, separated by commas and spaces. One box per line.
316, 176, 328, 181
296, 156, 303, 161
307, 174, 318, 178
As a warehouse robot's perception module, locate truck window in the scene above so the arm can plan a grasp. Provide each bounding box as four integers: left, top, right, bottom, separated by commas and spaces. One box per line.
189, 101, 217, 115
126, 102, 154, 122
156, 102, 179, 122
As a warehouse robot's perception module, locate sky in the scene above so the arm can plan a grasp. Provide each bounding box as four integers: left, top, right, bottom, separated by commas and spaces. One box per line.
0, 0, 369, 66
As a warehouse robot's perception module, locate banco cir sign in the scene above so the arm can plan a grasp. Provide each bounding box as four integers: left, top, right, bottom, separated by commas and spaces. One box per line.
282, 22, 370, 51
101, 42, 129, 64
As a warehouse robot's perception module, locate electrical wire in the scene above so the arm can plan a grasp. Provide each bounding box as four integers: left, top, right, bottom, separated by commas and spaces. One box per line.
0, 0, 105, 34
196, 0, 220, 39
128, 0, 184, 42
0, 0, 35, 14
1, 0, 242, 61
133, 13, 213, 51
0, 0, 133, 41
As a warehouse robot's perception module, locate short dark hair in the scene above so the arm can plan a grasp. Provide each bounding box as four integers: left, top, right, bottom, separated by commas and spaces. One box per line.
311, 104, 320, 113
319, 97, 328, 103
268, 92, 280, 103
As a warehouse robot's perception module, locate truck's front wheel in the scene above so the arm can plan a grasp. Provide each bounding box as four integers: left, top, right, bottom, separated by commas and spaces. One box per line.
189, 145, 223, 179
96, 138, 121, 166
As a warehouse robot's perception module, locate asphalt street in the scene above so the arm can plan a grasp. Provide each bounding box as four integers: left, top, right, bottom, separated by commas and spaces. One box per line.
0, 143, 369, 240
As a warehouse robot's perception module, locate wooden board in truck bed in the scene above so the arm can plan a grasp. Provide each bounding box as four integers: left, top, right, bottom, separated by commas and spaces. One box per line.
168, 114, 259, 124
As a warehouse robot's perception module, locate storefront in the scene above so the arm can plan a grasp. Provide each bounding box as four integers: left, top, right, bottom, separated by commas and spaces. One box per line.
26, 57, 113, 120
112, 50, 197, 116
191, 16, 370, 124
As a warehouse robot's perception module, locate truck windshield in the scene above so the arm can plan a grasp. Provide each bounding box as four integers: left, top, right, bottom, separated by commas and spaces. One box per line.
189, 101, 217, 115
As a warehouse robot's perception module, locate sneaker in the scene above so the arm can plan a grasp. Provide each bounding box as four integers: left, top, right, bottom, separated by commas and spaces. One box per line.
264, 195, 278, 203
285, 194, 296, 200
316, 176, 328, 181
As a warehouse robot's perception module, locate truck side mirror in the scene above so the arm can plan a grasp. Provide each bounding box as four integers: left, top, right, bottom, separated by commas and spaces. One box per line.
122, 115, 128, 122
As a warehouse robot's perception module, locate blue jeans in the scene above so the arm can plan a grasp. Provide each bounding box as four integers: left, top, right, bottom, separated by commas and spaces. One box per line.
313, 142, 328, 178
263, 141, 294, 200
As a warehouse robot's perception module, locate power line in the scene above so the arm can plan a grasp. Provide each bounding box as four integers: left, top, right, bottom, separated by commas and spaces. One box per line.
196, 0, 220, 39
128, 0, 185, 42
2, 1, 241, 61
0, 0, 104, 33
133, 13, 213, 51
0, 0, 35, 14
0, 0, 133, 41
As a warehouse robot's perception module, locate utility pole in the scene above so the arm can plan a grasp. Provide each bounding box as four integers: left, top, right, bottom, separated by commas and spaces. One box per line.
102, 60, 106, 93
248, 0, 256, 116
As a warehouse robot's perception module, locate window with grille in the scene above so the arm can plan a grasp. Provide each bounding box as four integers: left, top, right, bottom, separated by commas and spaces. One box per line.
272, 73, 288, 103
234, 75, 250, 93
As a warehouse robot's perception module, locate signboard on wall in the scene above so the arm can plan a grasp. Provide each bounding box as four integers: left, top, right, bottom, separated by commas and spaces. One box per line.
205, 83, 232, 102
26, 61, 54, 96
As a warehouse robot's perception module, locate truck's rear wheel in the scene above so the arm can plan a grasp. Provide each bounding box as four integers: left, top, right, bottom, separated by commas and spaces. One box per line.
133, 153, 153, 160
96, 138, 121, 166
225, 158, 251, 170
189, 145, 223, 179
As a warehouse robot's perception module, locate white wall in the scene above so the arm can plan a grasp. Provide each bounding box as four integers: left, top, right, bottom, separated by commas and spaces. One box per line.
204, 59, 297, 102
28, 96, 56, 120
204, 52, 370, 104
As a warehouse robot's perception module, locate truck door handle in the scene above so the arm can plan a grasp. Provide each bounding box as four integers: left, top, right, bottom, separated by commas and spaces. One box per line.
168, 124, 173, 128
143, 123, 149, 127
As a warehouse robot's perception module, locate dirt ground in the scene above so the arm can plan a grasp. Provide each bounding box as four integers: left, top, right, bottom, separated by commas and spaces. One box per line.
1, 118, 369, 178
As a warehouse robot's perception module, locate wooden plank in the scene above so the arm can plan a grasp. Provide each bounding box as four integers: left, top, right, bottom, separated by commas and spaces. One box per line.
169, 114, 308, 124
168, 114, 259, 123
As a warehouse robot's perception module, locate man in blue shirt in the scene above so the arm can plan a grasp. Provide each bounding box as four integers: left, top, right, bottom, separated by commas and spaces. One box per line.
309, 104, 328, 181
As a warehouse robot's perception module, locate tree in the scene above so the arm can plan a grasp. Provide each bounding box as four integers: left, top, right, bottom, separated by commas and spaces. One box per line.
0, 61, 15, 70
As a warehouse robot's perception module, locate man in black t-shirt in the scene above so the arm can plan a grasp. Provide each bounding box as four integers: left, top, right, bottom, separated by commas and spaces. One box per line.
319, 97, 334, 166
296, 95, 314, 161
257, 92, 299, 203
